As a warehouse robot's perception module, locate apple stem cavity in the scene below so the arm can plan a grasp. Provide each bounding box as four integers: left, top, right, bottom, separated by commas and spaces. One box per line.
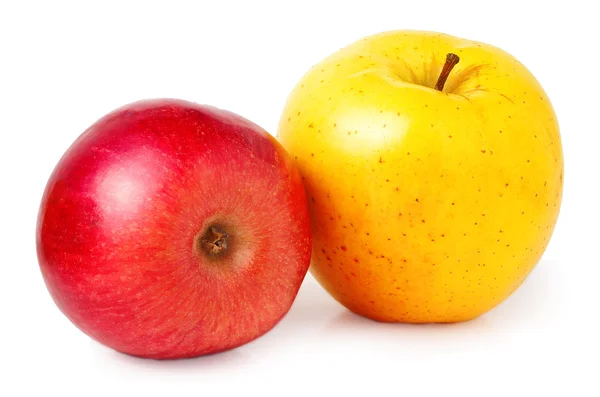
435, 53, 460, 92
201, 226, 229, 256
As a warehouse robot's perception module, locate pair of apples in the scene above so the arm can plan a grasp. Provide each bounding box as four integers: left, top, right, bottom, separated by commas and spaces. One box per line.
37, 31, 563, 359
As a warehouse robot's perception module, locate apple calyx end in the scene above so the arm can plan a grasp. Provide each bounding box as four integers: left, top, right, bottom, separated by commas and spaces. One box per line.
200, 226, 229, 256
434, 53, 460, 92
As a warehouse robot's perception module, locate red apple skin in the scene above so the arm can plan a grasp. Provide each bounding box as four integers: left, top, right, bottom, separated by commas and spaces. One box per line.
36, 99, 311, 359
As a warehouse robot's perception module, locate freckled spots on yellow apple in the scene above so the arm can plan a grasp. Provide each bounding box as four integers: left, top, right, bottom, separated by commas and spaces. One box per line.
278, 30, 563, 323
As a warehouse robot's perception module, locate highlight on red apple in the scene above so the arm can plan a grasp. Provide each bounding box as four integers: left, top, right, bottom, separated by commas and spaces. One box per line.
36, 99, 312, 359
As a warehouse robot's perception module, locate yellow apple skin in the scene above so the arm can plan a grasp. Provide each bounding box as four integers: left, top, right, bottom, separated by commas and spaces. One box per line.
277, 30, 563, 323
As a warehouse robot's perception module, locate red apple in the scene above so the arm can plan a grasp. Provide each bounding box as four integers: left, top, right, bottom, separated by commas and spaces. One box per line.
36, 99, 311, 359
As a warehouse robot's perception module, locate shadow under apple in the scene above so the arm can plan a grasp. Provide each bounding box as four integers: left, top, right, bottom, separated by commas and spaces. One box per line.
280, 274, 344, 327
94, 340, 251, 372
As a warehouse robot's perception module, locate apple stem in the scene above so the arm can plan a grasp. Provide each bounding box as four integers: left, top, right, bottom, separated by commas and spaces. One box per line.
435, 53, 460, 91
201, 226, 229, 256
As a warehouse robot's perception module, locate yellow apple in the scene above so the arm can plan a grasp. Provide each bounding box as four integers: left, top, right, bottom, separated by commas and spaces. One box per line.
277, 30, 563, 323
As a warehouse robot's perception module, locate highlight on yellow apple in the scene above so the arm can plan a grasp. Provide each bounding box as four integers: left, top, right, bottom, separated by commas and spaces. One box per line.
277, 30, 563, 323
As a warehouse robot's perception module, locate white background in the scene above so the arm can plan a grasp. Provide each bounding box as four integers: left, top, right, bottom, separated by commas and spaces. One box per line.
1, 0, 598, 395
